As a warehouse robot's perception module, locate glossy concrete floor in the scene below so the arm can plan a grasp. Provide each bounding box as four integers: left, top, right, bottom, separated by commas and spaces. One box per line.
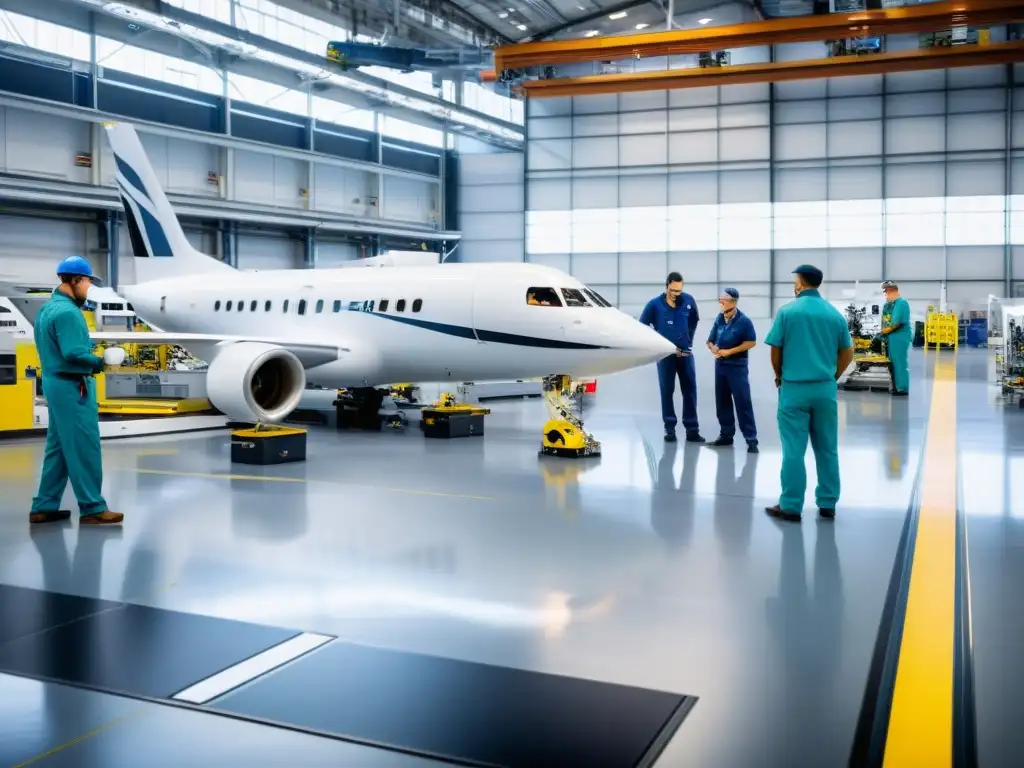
0, 341, 1012, 767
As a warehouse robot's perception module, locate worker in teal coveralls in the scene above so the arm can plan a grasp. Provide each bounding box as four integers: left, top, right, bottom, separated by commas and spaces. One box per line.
764, 265, 854, 523
29, 256, 123, 526
880, 280, 911, 396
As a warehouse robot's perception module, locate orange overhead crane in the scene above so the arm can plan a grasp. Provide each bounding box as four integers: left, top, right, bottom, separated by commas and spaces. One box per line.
519, 39, 1024, 98
493, 0, 1024, 70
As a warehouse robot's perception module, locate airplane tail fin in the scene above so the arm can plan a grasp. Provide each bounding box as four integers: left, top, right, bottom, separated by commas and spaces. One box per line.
103, 122, 233, 284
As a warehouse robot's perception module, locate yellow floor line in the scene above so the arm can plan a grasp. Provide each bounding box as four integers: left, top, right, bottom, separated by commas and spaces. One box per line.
883, 354, 958, 767
11, 707, 148, 767
110, 466, 499, 502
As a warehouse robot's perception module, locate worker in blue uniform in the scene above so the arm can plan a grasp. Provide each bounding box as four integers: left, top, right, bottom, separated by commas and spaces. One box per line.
705, 287, 759, 453
29, 256, 123, 526
764, 265, 854, 523
640, 272, 705, 443
880, 280, 911, 397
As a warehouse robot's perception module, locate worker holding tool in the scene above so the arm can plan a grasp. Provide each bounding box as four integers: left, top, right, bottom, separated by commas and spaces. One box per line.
640, 272, 705, 444
29, 256, 123, 526
880, 280, 911, 397
705, 287, 758, 453
764, 265, 854, 523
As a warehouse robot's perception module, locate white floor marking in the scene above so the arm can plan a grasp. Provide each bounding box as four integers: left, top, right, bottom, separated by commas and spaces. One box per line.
171, 632, 334, 705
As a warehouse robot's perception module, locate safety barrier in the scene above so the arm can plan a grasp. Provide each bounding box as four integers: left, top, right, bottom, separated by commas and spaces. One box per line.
924, 311, 958, 350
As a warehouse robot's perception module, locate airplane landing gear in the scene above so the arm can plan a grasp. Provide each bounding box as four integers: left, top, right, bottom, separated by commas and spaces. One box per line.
333, 386, 389, 431
539, 374, 601, 458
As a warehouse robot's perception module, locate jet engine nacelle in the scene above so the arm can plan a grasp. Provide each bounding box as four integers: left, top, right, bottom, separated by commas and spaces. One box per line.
205, 342, 306, 424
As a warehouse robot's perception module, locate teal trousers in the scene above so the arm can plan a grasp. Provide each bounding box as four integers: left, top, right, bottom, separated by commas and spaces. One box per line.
887, 334, 911, 394
31, 376, 107, 517
777, 380, 840, 513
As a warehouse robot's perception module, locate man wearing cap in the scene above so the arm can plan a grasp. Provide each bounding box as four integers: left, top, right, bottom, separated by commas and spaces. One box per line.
29, 256, 123, 526
705, 287, 759, 453
880, 281, 911, 396
763, 265, 854, 522
639, 272, 705, 443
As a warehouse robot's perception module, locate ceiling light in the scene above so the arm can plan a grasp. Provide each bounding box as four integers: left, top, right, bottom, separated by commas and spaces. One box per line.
498, 12, 508, 18
517, 24, 527, 30
608, 11, 627, 20
583, 29, 599, 37
698, 18, 712, 25
635, 23, 649, 30
577, 4, 586, 9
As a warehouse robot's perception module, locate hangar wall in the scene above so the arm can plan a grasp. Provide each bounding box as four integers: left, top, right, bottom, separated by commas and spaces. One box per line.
523, 45, 1024, 320
457, 149, 526, 263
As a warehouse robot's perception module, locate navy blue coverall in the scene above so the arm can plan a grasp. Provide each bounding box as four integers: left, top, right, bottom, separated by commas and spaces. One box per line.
639, 292, 700, 437
707, 309, 758, 445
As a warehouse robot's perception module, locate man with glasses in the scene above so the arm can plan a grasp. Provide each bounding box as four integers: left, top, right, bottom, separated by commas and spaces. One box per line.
639, 272, 705, 444
705, 288, 758, 453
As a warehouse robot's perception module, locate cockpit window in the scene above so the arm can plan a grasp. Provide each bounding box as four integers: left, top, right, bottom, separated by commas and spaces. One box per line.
583, 288, 612, 308
561, 288, 591, 307
526, 287, 562, 307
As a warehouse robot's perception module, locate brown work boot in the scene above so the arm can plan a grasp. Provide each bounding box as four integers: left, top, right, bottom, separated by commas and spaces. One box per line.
80, 511, 124, 525
29, 510, 72, 524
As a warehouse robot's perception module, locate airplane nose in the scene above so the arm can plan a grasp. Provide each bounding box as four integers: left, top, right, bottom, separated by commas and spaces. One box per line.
632, 325, 677, 363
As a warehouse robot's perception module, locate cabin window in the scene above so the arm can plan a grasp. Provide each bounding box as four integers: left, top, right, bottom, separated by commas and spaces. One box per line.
0, 306, 9, 313
298, 299, 307, 316
265, 300, 272, 312
316, 299, 324, 313
333, 300, 342, 313
283, 299, 289, 313
526, 287, 562, 307
226, 301, 233, 311
214, 301, 221, 311
396, 299, 406, 312
412, 299, 422, 313
368, 300, 375, 312
583, 288, 612, 308
561, 288, 591, 308
250, 300, 257, 312
237, 301, 243, 312
379, 299, 389, 312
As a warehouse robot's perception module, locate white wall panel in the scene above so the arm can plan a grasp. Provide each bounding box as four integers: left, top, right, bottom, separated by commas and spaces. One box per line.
620, 135, 668, 167
529, 117, 572, 139
719, 127, 770, 161
572, 94, 618, 115
946, 246, 1004, 280
828, 121, 882, 158
527, 178, 571, 210
775, 123, 826, 161
313, 164, 376, 218
573, 114, 618, 137
670, 252, 717, 283
525, 253, 570, 272
236, 234, 302, 270
570, 253, 617, 284
460, 240, 524, 261
669, 87, 718, 108
829, 166, 882, 200
459, 151, 524, 264
527, 139, 571, 171
619, 110, 667, 135
886, 163, 945, 197
234, 150, 305, 209
720, 251, 770, 282
316, 240, 358, 267
668, 131, 717, 164
619, 91, 667, 112
382, 176, 438, 225
134, 134, 218, 197
887, 247, 945, 281
829, 96, 882, 122
829, 248, 883, 282
572, 176, 617, 208
886, 117, 945, 155
947, 281, 1002, 309
572, 137, 618, 168
948, 113, 1006, 151
0, 215, 91, 284
618, 253, 668, 283
619, 175, 668, 208
3, 109, 90, 184
776, 168, 826, 201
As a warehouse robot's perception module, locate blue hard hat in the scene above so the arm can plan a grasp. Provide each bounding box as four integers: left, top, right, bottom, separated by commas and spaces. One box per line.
721, 287, 740, 300
56, 256, 101, 285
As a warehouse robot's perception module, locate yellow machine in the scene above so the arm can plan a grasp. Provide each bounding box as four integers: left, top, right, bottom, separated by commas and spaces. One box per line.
539, 374, 601, 458
420, 393, 490, 438
0, 341, 36, 433
925, 310, 958, 350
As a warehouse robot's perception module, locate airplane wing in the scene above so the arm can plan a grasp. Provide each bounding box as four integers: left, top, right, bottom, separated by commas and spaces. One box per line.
89, 331, 347, 369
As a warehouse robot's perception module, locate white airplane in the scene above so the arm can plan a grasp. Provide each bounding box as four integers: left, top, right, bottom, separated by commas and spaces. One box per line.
90, 122, 675, 424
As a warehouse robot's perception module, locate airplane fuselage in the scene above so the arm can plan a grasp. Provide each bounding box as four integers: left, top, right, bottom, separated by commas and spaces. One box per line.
121, 262, 673, 387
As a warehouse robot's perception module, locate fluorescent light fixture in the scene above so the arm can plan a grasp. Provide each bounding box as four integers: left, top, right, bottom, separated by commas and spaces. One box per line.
498, 11, 508, 18
698, 18, 712, 24
89, 0, 523, 143
517, 24, 527, 30
583, 29, 599, 37
635, 23, 649, 30
609, 11, 627, 20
